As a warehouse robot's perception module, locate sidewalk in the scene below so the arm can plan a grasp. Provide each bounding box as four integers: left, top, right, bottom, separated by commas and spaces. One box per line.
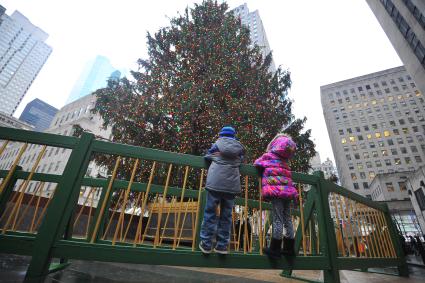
406, 254, 425, 268
2, 254, 425, 283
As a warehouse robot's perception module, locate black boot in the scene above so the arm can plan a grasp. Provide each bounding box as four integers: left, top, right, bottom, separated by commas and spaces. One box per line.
282, 237, 295, 256
263, 238, 282, 259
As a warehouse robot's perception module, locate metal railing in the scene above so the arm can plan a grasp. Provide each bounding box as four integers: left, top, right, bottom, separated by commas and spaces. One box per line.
0, 127, 407, 283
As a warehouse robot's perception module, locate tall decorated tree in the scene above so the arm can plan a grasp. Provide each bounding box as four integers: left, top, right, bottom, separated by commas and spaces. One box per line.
89, 0, 315, 175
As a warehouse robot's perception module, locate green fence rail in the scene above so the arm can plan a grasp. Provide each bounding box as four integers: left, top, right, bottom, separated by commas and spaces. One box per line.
0, 126, 407, 283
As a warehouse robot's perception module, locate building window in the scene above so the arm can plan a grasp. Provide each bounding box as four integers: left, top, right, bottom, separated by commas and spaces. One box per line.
353, 183, 359, 190
369, 171, 375, 180
405, 157, 411, 164
369, 142, 375, 148
357, 163, 363, 170
351, 173, 357, 180
354, 153, 360, 159
366, 161, 372, 168
360, 172, 366, 179
346, 154, 352, 161
341, 138, 347, 144
386, 182, 394, 192
398, 182, 406, 192
363, 182, 369, 189
363, 152, 370, 158
372, 151, 378, 157
55, 161, 61, 171
415, 189, 425, 211
411, 146, 418, 153
385, 159, 391, 166
415, 156, 423, 163
394, 158, 401, 165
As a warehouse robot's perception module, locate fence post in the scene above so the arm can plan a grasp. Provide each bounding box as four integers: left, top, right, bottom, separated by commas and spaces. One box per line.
313, 171, 340, 283
194, 188, 206, 250
24, 133, 94, 282
383, 204, 409, 277
0, 166, 22, 217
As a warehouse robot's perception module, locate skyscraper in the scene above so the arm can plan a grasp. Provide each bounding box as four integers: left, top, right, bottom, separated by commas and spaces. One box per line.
366, 0, 425, 97
66, 55, 120, 103
232, 3, 276, 72
0, 6, 52, 116
19, 98, 58, 132
321, 66, 425, 197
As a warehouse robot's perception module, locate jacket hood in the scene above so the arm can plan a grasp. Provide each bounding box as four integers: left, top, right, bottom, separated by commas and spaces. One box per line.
216, 137, 244, 158
268, 136, 296, 159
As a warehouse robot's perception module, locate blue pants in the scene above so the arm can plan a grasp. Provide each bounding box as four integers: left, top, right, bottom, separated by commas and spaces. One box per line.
200, 190, 235, 250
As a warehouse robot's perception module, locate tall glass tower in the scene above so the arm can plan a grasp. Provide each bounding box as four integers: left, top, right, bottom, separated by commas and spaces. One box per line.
0, 6, 52, 116
19, 98, 58, 132
66, 55, 120, 103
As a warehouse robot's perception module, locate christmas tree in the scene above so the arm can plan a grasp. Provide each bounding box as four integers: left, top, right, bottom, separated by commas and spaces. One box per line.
90, 0, 315, 176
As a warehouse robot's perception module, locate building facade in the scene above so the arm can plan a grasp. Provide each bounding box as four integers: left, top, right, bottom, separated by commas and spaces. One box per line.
0, 94, 111, 204
405, 165, 425, 235
370, 171, 410, 201
321, 66, 425, 197
19, 98, 58, 132
232, 3, 276, 72
0, 111, 33, 130
66, 55, 120, 103
0, 7, 52, 116
366, 0, 425, 97
369, 171, 423, 236
310, 153, 338, 180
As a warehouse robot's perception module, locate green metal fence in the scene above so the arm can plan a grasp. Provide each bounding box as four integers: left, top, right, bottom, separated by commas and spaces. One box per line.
0, 126, 407, 283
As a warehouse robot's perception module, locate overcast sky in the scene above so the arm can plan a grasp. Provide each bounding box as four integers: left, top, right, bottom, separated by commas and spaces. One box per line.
2, 0, 402, 164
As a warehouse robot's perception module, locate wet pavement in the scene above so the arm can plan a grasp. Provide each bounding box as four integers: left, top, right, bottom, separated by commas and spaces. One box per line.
1, 253, 425, 283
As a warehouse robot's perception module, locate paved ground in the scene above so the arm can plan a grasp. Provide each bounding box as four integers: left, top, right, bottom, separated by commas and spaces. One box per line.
1, 254, 425, 283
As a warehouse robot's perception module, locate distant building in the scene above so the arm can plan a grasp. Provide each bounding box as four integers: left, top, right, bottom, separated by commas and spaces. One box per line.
0, 111, 33, 130
0, 94, 111, 204
66, 55, 120, 103
370, 171, 423, 236
366, 0, 425, 99
321, 66, 425, 197
0, 6, 52, 115
19, 98, 58, 132
232, 3, 276, 72
310, 153, 338, 180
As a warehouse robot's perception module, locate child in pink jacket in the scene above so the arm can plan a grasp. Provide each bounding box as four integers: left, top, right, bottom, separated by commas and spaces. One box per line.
254, 134, 297, 259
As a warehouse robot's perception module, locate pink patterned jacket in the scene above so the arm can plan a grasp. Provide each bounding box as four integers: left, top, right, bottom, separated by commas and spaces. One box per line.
254, 136, 298, 200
